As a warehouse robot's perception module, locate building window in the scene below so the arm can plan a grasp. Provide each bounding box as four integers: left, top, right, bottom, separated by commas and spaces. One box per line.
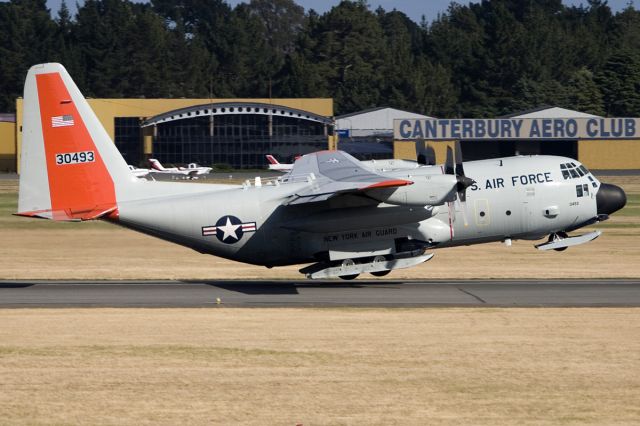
153, 113, 328, 168
114, 117, 142, 166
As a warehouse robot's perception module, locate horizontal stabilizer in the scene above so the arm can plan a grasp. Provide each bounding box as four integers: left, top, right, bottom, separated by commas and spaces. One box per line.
535, 230, 601, 251
15, 205, 117, 221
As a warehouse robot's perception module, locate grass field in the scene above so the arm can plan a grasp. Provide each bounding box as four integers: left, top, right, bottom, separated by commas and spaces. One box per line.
1, 308, 640, 425
1, 176, 638, 279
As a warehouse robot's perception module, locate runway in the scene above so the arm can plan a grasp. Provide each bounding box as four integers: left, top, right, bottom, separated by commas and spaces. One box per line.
1, 279, 640, 307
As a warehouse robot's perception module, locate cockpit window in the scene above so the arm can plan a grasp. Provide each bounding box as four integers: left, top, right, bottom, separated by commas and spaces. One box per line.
561, 162, 592, 180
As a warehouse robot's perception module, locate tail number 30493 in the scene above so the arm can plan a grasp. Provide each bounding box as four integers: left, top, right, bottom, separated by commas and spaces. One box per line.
55, 151, 95, 165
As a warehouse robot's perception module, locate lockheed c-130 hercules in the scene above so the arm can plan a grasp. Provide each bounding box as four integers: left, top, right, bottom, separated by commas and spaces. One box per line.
17, 63, 627, 279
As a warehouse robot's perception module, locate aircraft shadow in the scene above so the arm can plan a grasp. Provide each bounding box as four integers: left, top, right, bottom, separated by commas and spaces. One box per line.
184, 280, 407, 295
0, 283, 36, 288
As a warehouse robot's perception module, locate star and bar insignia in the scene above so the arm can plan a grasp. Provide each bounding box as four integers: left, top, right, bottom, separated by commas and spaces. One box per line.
202, 215, 257, 244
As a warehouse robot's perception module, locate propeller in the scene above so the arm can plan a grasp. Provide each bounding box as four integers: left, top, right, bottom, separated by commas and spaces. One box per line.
444, 141, 475, 227
416, 141, 436, 166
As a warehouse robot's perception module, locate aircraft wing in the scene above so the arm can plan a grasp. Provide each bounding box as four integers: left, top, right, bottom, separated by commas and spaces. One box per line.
284, 151, 412, 205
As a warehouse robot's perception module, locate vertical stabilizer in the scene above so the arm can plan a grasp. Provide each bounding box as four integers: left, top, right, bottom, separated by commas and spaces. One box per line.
18, 63, 137, 220
148, 158, 167, 171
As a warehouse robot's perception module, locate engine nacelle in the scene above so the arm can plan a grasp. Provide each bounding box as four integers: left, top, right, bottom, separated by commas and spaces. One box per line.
419, 217, 453, 243
367, 174, 458, 206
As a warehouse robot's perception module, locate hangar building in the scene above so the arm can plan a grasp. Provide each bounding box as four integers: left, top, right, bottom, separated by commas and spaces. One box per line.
393, 107, 640, 170
9, 97, 333, 172
2, 102, 638, 172
335, 107, 432, 159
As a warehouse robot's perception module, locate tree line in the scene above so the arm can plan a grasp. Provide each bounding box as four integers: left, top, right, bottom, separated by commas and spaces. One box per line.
1, 0, 639, 117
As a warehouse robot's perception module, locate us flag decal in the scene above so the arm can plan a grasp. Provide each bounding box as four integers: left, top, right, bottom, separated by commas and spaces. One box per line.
51, 115, 74, 127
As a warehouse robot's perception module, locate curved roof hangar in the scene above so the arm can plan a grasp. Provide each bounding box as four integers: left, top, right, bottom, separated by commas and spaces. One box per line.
141, 101, 333, 127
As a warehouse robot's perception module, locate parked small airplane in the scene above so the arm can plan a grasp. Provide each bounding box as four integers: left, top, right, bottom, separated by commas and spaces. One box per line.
128, 164, 150, 178
266, 154, 294, 171
148, 158, 212, 178
17, 64, 627, 279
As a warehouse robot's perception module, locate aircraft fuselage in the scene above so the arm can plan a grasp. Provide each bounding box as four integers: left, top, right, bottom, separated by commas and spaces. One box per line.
115, 155, 608, 268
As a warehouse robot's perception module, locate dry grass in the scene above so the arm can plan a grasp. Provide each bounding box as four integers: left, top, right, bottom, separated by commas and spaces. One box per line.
1, 308, 639, 425
1, 175, 638, 280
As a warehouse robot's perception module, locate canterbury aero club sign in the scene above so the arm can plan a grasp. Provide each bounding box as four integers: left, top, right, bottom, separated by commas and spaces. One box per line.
394, 118, 640, 140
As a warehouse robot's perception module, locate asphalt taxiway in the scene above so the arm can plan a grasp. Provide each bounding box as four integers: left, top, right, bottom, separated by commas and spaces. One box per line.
1, 279, 639, 307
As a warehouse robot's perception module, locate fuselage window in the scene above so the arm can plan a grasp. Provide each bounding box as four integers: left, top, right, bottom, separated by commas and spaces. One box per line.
576, 185, 583, 197
583, 183, 589, 194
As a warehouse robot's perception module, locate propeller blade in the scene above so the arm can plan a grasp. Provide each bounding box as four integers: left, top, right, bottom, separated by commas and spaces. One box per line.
447, 201, 456, 234
415, 141, 426, 165
425, 145, 436, 166
458, 197, 470, 227
416, 141, 437, 166
454, 140, 465, 177
453, 140, 472, 226
445, 146, 454, 175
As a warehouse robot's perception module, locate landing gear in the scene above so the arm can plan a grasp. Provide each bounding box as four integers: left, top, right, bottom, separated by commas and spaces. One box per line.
338, 259, 359, 280
370, 255, 390, 277
339, 274, 359, 280
548, 231, 569, 251
300, 253, 434, 280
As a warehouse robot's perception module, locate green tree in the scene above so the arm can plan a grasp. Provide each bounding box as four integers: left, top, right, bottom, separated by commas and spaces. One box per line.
275, 10, 330, 98
597, 51, 640, 116
0, 0, 56, 111
304, 0, 389, 114
427, 3, 488, 116
565, 67, 605, 115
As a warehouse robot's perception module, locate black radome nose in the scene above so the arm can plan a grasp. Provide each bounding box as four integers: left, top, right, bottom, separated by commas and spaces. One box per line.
596, 183, 627, 216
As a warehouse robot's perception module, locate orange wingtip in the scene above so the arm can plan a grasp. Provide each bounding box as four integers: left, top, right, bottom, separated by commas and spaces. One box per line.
363, 179, 413, 189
